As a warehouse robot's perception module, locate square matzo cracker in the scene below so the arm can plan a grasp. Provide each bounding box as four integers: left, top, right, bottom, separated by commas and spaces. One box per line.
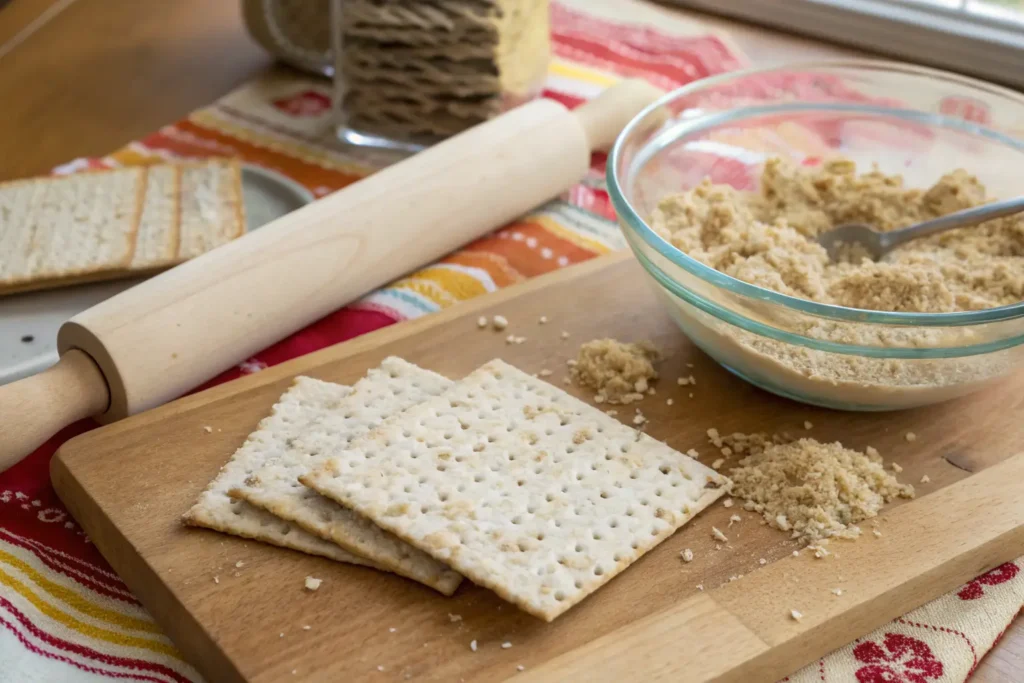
183, 376, 381, 568
229, 357, 461, 595
303, 359, 728, 621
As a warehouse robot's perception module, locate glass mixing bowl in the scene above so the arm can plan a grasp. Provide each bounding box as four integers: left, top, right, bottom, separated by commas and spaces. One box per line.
607, 61, 1024, 411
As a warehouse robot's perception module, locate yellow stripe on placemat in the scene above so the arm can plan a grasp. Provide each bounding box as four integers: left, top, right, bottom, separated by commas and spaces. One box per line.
0, 566, 183, 659
529, 214, 617, 255
549, 57, 620, 87
0, 548, 161, 634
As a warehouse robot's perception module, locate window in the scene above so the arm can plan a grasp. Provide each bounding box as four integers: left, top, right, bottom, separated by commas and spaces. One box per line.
670, 0, 1024, 88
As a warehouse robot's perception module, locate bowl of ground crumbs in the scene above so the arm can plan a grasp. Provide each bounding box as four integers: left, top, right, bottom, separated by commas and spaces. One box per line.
608, 60, 1024, 410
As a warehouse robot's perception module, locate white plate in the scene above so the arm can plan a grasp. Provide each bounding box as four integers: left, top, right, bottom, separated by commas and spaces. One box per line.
0, 165, 314, 385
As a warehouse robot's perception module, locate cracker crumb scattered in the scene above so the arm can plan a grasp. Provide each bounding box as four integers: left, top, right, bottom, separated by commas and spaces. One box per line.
920, 474, 931, 484
712, 527, 729, 542
492, 315, 508, 330
793, 550, 800, 557
470, 640, 478, 652
234, 561, 244, 568
790, 609, 803, 621
803, 421, 813, 430
212, 575, 219, 584
448, 613, 463, 623
689, 393, 694, 398
502, 642, 512, 649
389, 627, 397, 633
666, 398, 674, 406
759, 558, 767, 565
517, 665, 525, 672
605, 409, 618, 416
832, 588, 844, 596
477, 316, 488, 328
722, 498, 734, 508
726, 435, 914, 545
304, 576, 322, 591
505, 334, 527, 345
681, 548, 694, 563
560, 331, 570, 339
539, 369, 552, 377
569, 338, 660, 405
538, 316, 548, 324
873, 529, 883, 538
303, 625, 311, 630
891, 462, 903, 473
905, 432, 917, 442
728, 514, 742, 526
711, 458, 725, 470
808, 543, 831, 559
687, 448, 700, 458
279, 632, 285, 638
203, 425, 213, 433
632, 412, 647, 426
377, 665, 385, 672
696, 583, 704, 591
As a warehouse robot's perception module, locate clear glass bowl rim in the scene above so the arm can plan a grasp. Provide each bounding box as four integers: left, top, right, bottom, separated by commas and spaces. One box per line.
607, 58, 1024, 329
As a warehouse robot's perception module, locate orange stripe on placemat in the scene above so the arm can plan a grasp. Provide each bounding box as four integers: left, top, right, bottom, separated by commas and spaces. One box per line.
0, 567, 182, 659
0, 549, 159, 634
464, 226, 604, 279
140, 119, 365, 193
441, 251, 525, 289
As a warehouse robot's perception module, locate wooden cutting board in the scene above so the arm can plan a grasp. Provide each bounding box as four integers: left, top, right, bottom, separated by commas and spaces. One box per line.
52, 252, 1024, 683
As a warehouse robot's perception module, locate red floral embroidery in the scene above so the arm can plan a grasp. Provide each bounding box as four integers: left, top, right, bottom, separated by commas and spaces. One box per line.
273, 90, 332, 117
958, 562, 1020, 600
854, 633, 944, 683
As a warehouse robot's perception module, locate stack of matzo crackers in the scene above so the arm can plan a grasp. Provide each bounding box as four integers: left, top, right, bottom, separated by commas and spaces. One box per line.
185, 356, 727, 621
0, 159, 245, 296
337, 0, 550, 139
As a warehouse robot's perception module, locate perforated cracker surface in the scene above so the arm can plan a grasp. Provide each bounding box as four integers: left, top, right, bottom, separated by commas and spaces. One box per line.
183, 376, 379, 567
303, 359, 727, 621
231, 357, 461, 595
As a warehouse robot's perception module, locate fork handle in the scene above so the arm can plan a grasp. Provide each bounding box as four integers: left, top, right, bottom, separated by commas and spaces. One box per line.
884, 195, 1024, 250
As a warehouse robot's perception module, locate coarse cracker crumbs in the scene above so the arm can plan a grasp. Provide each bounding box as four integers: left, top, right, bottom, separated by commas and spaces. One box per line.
725, 435, 914, 545
539, 369, 552, 377
560, 331, 570, 339
569, 338, 660, 405
728, 514, 742, 526
808, 543, 830, 559
605, 409, 618, 416
696, 584, 704, 591
234, 561, 244, 568
502, 642, 512, 649
477, 316, 488, 328
517, 665, 525, 672
449, 613, 463, 623
723, 498, 734, 508
712, 527, 729, 542
759, 558, 767, 565
539, 316, 548, 324
792, 550, 800, 557
873, 529, 883, 538
633, 412, 647, 426
304, 576, 322, 591
213, 575, 219, 584
280, 633, 284, 638
804, 421, 813, 430
681, 548, 694, 563
790, 609, 803, 621
711, 458, 725, 470
389, 628, 397, 633
906, 432, 917, 442
377, 665, 385, 672
891, 462, 903, 473
921, 475, 931, 484
203, 425, 213, 433
689, 393, 694, 398
505, 334, 526, 345
667, 398, 674, 406
303, 625, 311, 630
492, 315, 508, 331
832, 588, 844, 596
470, 640, 478, 652
687, 448, 700, 458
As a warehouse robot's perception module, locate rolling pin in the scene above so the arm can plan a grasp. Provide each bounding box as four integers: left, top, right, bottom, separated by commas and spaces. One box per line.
0, 79, 664, 472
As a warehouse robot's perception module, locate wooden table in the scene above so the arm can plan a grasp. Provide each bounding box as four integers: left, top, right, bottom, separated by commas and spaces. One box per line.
0, 0, 1018, 680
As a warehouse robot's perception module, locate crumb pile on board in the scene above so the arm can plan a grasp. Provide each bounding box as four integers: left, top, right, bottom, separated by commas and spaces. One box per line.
185, 355, 726, 621
720, 433, 915, 545
569, 338, 661, 405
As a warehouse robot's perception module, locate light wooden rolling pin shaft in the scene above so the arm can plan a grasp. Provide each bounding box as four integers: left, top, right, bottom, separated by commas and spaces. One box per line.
0, 80, 664, 472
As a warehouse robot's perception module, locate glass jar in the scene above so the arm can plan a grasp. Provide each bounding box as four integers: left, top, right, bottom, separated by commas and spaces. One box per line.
330, 0, 551, 153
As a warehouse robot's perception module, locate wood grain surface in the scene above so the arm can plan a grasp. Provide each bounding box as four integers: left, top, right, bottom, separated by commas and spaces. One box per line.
2, 0, 1017, 678
52, 254, 1024, 682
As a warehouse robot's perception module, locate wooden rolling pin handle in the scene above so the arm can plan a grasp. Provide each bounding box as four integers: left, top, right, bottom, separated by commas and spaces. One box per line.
573, 79, 666, 152
0, 350, 109, 472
